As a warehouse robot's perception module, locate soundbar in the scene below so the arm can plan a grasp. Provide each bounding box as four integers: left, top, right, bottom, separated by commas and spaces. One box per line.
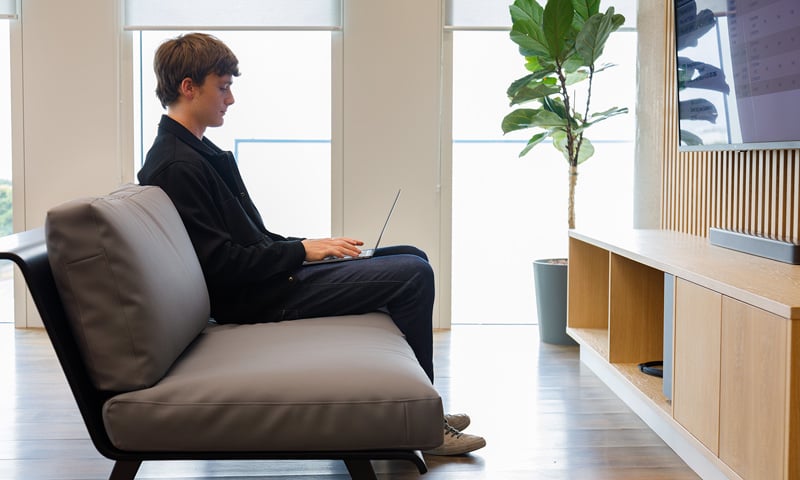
708, 228, 800, 265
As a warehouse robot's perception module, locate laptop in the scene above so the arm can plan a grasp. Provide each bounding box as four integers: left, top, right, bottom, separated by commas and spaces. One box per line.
302, 189, 401, 266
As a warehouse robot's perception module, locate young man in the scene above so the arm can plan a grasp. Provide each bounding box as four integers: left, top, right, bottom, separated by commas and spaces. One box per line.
137, 32, 485, 456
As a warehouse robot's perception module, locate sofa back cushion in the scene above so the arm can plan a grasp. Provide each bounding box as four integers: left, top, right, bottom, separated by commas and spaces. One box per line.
45, 184, 210, 392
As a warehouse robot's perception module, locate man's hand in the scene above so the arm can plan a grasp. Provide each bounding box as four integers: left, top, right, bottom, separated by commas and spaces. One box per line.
301, 237, 364, 261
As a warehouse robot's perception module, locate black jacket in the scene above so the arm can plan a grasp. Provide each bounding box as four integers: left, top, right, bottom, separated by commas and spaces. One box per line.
138, 115, 306, 323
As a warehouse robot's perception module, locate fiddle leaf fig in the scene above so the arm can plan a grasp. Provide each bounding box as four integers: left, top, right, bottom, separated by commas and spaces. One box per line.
502, 0, 627, 230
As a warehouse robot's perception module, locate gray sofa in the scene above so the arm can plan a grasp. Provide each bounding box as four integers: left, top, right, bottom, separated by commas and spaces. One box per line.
1, 184, 442, 480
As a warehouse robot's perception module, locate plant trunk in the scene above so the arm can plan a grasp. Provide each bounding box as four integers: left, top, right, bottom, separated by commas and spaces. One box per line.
568, 164, 577, 230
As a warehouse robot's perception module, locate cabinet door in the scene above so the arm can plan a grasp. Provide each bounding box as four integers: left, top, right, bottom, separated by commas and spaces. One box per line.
673, 278, 721, 454
720, 297, 787, 480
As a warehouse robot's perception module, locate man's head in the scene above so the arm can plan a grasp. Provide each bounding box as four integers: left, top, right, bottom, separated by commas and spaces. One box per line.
154, 33, 240, 109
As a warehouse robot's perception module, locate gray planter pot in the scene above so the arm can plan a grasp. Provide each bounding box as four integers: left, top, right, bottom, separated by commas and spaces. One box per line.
533, 259, 577, 346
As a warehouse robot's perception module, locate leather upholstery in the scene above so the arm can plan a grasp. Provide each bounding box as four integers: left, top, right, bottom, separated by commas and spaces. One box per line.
103, 314, 443, 451
45, 184, 210, 392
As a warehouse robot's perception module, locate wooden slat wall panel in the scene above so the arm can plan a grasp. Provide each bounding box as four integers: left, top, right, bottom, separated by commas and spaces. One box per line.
661, 1, 800, 243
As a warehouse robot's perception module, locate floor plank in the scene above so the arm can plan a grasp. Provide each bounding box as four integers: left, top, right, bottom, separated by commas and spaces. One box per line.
0, 324, 698, 479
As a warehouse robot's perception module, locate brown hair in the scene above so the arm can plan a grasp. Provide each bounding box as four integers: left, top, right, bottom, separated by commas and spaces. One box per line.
153, 33, 240, 108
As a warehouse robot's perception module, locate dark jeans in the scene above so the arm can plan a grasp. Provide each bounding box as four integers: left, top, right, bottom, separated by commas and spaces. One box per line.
278, 246, 435, 382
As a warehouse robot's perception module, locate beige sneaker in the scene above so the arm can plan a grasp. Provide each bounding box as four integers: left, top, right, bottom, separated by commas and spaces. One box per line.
444, 413, 471, 431
423, 422, 486, 456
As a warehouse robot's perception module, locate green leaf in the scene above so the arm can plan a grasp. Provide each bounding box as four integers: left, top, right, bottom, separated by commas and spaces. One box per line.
507, 73, 536, 98
564, 68, 589, 86
590, 106, 629, 119
510, 27, 550, 58
551, 130, 570, 159
518, 131, 550, 157
593, 62, 617, 74
575, 9, 622, 66
543, 96, 584, 130
507, 68, 558, 100
510, 0, 544, 25
562, 54, 586, 73
543, 0, 576, 61
552, 131, 595, 164
541, 95, 567, 118
509, 0, 550, 58
524, 55, 541, 72
584, 106, 629, 127
575, 137, 595, 164
507, 66, 556, 98
502, 108, 567, 134
509, 80, 561, 106
610, 11, 626, 30
571, 0, 600, 20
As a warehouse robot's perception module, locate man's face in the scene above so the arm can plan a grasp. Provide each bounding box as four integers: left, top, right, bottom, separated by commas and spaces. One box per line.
192, 73, 235, 129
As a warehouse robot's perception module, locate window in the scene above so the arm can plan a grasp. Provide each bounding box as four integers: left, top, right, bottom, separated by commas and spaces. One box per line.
133, 31, 333, 238
0, 18, 12, 324
127, 0, 339, 238
448, 2, 638, 324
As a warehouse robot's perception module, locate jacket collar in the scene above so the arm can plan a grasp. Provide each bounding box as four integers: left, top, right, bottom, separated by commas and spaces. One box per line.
158, 115, 226, 160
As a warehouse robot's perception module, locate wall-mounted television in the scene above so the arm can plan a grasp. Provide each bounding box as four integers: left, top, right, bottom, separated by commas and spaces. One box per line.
675, 0, 800, 152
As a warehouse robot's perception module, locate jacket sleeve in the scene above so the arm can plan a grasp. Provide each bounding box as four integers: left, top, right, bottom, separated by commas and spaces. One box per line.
147, 160, 307, 290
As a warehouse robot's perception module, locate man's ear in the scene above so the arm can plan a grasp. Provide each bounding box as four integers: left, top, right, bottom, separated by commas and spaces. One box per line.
178, 77, 195, 100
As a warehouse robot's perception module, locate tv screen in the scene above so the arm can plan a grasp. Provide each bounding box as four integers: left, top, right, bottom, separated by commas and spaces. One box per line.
675, 0, 800, 151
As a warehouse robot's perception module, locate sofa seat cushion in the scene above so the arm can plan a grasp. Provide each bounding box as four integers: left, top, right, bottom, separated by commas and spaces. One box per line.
102, 313, 443, 452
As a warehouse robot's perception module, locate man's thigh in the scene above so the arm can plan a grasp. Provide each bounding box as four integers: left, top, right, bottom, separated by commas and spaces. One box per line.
280, 253, 430, 320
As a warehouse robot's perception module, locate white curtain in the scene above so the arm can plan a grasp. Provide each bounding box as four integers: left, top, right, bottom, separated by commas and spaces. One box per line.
445, 0, 638, 30
124, 0, 341, 30
445, 0, 512, 29
0, 0, 16, 19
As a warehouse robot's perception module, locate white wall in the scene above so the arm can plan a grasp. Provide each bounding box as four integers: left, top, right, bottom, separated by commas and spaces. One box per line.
12, 0, 131, 327
340, 0, 448, 328
11, 0, 451, 328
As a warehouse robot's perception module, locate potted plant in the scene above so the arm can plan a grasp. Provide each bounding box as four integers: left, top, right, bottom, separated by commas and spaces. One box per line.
501, 0, 627, 344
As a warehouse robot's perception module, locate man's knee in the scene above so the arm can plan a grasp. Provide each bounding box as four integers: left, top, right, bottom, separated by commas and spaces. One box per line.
399, 254, 434, 282
403, 255, 435, 300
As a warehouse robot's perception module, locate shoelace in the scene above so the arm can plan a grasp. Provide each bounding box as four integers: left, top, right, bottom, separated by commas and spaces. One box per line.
444, 422, 463, 438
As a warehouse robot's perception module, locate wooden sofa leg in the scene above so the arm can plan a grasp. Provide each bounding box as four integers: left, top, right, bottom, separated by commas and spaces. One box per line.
108, 460, 142, 480
343, 459, 378, 480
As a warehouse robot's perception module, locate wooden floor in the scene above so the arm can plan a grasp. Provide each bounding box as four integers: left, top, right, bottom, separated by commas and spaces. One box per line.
0, 323, 699, 480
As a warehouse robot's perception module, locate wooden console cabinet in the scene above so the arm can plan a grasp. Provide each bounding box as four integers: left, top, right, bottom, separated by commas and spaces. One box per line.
568, 229, 800, 480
